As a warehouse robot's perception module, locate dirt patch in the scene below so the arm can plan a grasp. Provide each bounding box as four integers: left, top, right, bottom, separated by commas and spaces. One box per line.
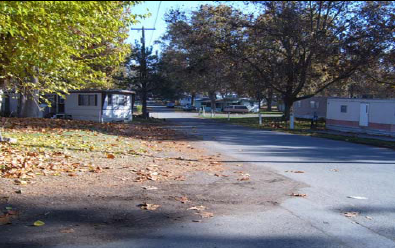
0, 118, 301, 247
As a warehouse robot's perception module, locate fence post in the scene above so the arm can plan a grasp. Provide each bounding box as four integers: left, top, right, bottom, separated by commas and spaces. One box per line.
259, 113, 262, 125
203, 108, 206, 117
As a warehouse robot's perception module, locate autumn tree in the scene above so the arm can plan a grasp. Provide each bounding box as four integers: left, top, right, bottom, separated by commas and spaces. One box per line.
231, 1, 395, 118
0, 1, 141, 117
162, 5, 239, 111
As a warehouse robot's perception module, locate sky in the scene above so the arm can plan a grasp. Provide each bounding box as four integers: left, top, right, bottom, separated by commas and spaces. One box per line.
126, 1, 215, 52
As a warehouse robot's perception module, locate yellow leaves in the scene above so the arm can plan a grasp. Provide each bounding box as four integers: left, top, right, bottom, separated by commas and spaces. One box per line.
33, 220, 45, 227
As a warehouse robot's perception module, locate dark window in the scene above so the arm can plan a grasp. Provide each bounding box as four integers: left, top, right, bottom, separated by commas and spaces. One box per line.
235, 106, 248, 109
107, 94, 113, 105
78, 94, 97, 106
341, 105, 347, 113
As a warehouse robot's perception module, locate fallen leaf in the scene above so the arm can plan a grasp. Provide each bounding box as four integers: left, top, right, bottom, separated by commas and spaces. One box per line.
141, 186, 158, 190
60, 228, 75, 233
291, 193, 307, 197
344, 212, 359, 218
366, 216, 373, 220
138, 203, 160, 211
347, 196, 368, 200
14, 179, 27, 185
107, 154, 115, 159
199, 212, 214, 218
33, 220, 45, 227
0, 214, 11, 225
188, 206, 206, 211
176, 196, 189, 204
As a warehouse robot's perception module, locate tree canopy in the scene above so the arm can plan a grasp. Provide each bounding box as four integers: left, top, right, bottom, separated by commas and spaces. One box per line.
0, 1, 142, 97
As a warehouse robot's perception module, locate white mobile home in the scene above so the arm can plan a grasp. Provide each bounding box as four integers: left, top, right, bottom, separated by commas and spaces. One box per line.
326, 98, 395, 137
294, 97, 328, 119
65, 90, 135, 122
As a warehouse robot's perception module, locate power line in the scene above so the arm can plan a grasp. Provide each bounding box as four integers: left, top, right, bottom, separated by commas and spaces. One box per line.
148, 1, 162, 47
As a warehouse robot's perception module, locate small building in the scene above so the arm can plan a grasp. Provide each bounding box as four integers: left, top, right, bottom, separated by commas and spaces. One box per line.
0, 89, 136, 123
294, 97, 328, 119
65, 90, 135, 122
326, 98, 395, 137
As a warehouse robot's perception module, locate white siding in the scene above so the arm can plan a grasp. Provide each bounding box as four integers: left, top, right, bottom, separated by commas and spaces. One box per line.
369, 101, 395, 125
102, 94, 132, 122
64, 93, 102, 122
327, 98, 395, 124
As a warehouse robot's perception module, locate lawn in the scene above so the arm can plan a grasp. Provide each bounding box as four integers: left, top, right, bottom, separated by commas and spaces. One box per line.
0, 117, 222, 182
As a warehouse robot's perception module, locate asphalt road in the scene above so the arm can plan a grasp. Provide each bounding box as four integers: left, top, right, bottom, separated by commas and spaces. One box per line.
145, 106, 395, 248
54, 106, 395, 248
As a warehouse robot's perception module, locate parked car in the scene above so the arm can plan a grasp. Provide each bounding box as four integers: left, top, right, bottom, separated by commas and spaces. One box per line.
182, 104, 196, 111
223, 105, 249, 113
166, 102, 175, 108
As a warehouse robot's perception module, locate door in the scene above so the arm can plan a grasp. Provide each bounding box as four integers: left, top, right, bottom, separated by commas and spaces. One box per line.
359, 103, 369, 127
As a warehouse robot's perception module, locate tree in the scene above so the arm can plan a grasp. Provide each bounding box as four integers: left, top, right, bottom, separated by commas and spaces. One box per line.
162, 5, 239, 111
237, 1, 395, 118
116, 42, 160, 118
0, 1, 141, 117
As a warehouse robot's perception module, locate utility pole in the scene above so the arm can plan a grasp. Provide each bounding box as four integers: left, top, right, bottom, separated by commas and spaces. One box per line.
130, 27, 155, 119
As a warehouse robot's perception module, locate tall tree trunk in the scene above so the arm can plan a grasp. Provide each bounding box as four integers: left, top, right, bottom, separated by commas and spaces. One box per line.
20, 74, 40, 118
191, 92, 195, 105
209, 92, 216, 113
20, 91, 40, 118
283, 97, 294, 120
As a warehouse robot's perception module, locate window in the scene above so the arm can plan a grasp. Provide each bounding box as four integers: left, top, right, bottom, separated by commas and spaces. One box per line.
116, 95, 127, 106
296, 101, 301, 108
341, 105, 347, 113
310, 101, 315, 108
107, 94, 113, 105
78, 94, 97, 106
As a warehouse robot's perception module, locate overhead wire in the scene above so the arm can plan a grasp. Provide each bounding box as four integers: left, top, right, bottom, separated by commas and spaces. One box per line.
148, 1, 162, 47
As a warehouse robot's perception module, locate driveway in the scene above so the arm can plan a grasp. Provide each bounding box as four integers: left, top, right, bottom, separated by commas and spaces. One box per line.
140, 106, 395, 248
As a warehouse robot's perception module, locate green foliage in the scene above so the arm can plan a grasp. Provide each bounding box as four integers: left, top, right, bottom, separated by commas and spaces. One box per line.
0, 1, 143, 96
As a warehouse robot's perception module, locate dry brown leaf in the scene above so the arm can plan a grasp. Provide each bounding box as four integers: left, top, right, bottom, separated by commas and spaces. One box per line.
291, 193, 307, 197
0, 214, 11, 225
176, 196, 189, 204
60, 228, 75, 233
188, 206, 206, 211
107, 154, 115, 159
199, 212, 214, 218
138, 203, 160, 211
344, 212, 359, 218
141, 186, 158, 190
